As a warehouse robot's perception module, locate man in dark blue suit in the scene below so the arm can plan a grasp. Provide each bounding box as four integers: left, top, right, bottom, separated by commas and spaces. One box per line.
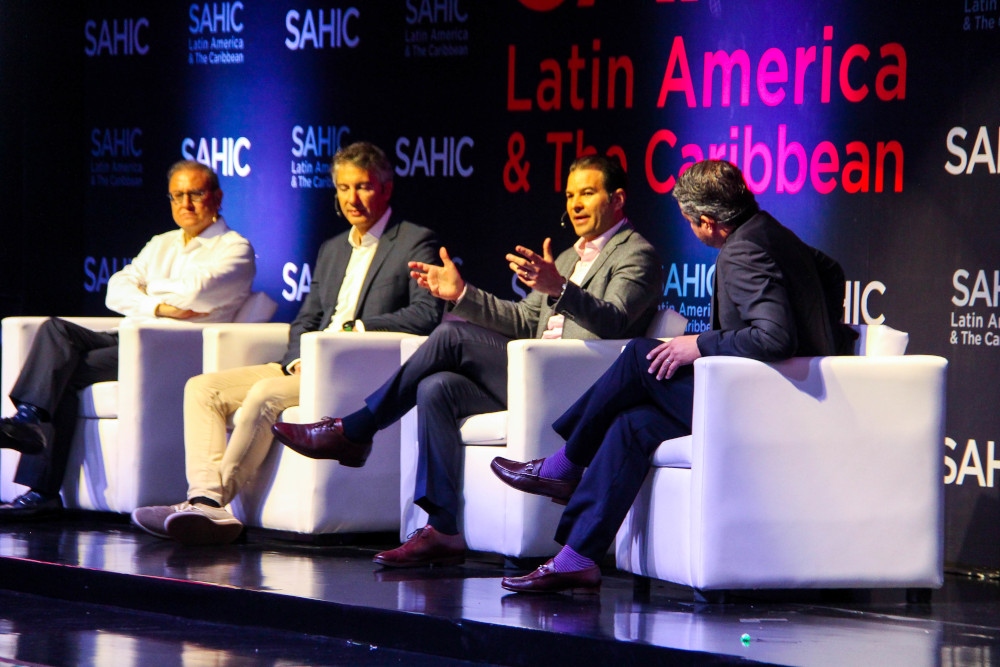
493, 159, 855, 593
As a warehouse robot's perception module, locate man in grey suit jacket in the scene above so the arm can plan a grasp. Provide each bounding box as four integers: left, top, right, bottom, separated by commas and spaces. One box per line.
272, 155, 663, 567
131, 142, 443, 545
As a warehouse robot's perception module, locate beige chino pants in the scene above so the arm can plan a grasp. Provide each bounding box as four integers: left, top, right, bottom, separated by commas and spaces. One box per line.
183, 363, 300, 506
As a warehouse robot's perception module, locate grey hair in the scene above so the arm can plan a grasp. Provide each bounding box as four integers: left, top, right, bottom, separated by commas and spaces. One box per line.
331, 141, 394, 187
166, 160, 220, 191
671, 160, 758, 226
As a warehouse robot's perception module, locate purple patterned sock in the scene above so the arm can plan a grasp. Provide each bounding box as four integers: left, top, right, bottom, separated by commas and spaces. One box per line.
550, 545, 596, 573
538, 447, 584, 481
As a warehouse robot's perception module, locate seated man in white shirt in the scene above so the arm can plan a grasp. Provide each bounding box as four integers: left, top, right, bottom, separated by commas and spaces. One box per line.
131, 141, 443, 546
0, 160, 256, 519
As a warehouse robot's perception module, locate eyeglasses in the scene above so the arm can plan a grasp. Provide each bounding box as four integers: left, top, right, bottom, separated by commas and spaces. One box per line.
167, 190, 209, 204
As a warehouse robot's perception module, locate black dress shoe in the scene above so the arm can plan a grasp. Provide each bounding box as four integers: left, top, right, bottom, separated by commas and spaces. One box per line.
0, 418, 47, 455
0, 491, 63, 520
490, 457, 578, 505
501, 560, 601, 594
271, 418, 372, 467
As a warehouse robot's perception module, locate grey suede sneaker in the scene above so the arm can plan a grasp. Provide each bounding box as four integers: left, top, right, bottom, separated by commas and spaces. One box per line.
131, 502, 191, 539
164, 504, 243, 546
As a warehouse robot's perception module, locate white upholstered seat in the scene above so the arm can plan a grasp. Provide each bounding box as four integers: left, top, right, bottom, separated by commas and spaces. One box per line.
0, 292, 277, 512
201, 325, 420, 535
614, 325, 948, 593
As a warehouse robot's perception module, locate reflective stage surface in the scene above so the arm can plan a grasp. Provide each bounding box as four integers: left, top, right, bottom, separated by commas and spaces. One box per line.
1, 514, 999, 666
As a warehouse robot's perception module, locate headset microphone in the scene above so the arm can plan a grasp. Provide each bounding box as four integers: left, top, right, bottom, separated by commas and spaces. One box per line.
560, 211, 569, 229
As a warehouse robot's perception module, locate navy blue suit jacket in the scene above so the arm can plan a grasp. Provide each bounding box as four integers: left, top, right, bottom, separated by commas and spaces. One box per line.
279, 216, 443, 367
696, 210, 853, 360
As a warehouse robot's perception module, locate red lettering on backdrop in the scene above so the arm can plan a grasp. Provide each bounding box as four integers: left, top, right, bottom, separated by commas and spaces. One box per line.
843, 142, 870, 193
777, 125, 806, 194
708, 143, 727, 160
643, 127, 903, 195
743, 126, 773, 193
810, 141, 839, 195
876, 44, 906, 100
568, 45, 586, 110
548, 131, 625, 191
757, 48, 787, 106
514, 21, 905, 197
504, 133, 531, 192
704, 49, 751, 107
508, 41, 634, 112
658, 36, 696, 108
517, 0, 595, 10
875, 142, 903, 192
547, 131, 573, 191
607, 146, 627, 172
507, 46, 531, 111
656, 26, 907, 108
538, 58, 561, 110
793, 46, 816, 104
575, 129, 597, 158
821, 26, 833, 103
645, 129, 678, 194
839, 44, 870, 103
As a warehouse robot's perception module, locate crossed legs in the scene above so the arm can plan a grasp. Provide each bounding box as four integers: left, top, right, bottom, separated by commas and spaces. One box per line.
184, 363, 300, 506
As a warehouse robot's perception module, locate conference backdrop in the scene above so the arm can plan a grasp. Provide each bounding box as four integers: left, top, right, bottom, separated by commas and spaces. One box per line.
78, 0, 999, 569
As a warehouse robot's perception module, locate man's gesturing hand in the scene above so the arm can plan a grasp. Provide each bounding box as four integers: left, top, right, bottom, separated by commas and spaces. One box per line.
410, 246, 465, 301
506, 237, 564, 297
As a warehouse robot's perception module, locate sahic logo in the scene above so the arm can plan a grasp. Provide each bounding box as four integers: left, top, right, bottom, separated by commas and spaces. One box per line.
518, 0, 594, 10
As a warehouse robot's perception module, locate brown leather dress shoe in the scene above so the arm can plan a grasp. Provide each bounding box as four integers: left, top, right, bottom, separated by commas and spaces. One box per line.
373, 525, 466, 568
271, 418, 372, 467
490, 457, 578, 505
501, 560, 601, 594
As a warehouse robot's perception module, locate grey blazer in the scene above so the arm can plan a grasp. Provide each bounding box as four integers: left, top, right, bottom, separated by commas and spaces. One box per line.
452, 222, 662, 341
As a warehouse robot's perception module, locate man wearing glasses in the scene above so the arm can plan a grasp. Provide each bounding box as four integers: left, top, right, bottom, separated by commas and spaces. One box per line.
0, 160, 255, 519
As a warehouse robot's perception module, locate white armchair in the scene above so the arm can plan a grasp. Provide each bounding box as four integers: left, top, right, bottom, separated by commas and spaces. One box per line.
2, 318, 216, 511
0, 292, 277, 512
203, 326, 422, 535
399, 309, 689, 559
614, 325, 948, 595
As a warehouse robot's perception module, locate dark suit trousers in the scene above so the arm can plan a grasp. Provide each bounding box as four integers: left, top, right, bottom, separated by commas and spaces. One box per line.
364, 321, 508, 520
9, 317, 119, 494
552, 338, 695, 561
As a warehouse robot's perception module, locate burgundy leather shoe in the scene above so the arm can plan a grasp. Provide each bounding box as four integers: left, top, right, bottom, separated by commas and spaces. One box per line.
490, 457, 578, 505
373, 525, 466, 568
270, 418, 372, 467
501, 560, 601, 594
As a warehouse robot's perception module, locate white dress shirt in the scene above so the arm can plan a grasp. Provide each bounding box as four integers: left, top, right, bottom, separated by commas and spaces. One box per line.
326, 208, 391, 332
105, 216, 255, 323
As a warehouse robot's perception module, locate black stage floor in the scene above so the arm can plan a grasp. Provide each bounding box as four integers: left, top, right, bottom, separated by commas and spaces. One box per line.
1, 514, 999, 666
